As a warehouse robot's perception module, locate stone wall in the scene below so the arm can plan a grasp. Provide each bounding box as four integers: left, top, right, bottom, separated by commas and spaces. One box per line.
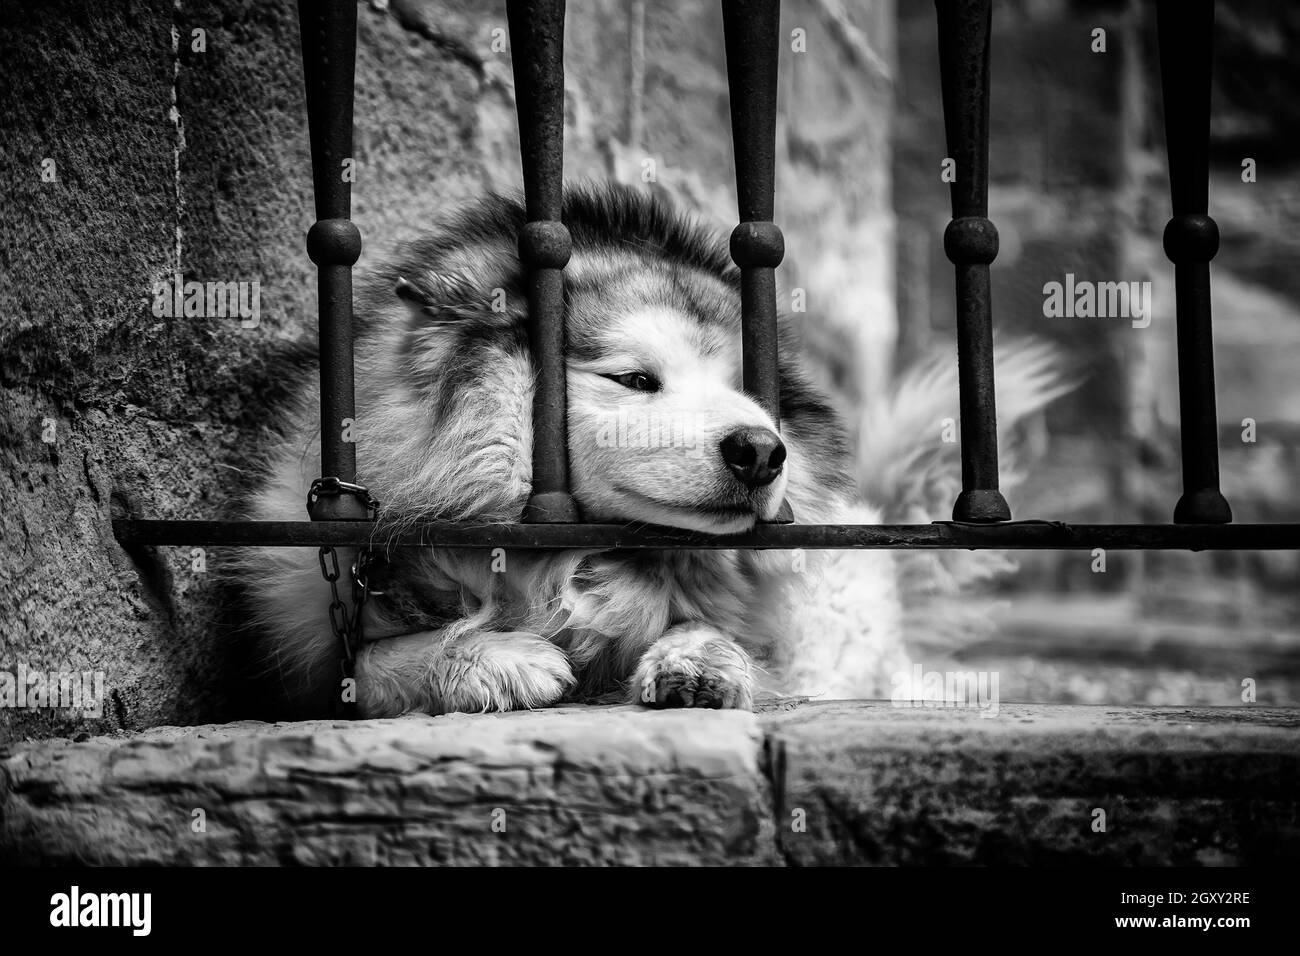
4, 701, 1296, 865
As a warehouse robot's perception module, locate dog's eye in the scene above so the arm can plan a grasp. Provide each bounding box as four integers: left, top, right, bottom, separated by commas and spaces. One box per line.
603, 372, 661, 393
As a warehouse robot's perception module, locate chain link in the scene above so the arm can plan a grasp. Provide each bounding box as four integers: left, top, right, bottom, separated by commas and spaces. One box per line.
307, 476, 380, 518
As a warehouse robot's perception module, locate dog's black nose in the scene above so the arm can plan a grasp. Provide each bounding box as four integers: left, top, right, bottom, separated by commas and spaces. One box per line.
720, 427, 786, 489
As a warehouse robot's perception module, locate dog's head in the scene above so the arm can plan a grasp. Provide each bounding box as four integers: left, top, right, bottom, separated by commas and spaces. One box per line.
562, 250, 792, 533
370, 185, 850, 532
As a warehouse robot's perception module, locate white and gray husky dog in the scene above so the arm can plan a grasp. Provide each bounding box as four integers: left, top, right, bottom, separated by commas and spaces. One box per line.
241, 184, 1058, 718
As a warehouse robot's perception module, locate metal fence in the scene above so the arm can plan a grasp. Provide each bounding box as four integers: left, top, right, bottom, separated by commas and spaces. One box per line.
114, 0, 1300, 558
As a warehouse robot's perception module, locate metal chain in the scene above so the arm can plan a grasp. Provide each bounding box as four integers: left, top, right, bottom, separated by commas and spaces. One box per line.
318, 546, 372, 718
309, 477, 379, 719
306, 476, 376, 517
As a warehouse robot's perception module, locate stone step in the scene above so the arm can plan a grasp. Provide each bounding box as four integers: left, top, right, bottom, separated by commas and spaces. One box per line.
2, 702, 1297, 865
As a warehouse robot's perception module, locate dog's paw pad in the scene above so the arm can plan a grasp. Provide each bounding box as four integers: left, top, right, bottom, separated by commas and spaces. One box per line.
632, 633, 752, 710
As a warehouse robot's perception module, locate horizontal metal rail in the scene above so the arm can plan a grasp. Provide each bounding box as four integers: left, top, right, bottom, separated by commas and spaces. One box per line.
112, 519, 1300, 551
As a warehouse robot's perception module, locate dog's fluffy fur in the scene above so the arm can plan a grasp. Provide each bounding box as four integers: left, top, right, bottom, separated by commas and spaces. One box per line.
238, 184, 1054, 717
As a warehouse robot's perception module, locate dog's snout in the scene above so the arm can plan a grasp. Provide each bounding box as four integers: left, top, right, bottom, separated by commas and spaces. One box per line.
719, 427, 785, 489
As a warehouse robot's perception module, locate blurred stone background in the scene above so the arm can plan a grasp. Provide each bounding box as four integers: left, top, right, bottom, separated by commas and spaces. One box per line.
2, 0, 1296, 744
893, 0, 1300, 706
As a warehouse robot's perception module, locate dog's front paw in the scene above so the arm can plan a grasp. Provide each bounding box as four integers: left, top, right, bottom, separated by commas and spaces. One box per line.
432, 632, 574, 713
631, 626, 753, 710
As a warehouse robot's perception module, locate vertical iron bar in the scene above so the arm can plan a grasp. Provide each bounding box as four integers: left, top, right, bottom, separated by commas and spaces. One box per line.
1156, 0, 1232, 524
298, 0, 367, 521
508, 0, 580, 523
722, 0, 792, 522
935, 0, 1010, 522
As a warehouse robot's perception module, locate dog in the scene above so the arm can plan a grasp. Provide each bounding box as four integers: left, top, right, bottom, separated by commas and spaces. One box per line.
238, 183, 1059, 718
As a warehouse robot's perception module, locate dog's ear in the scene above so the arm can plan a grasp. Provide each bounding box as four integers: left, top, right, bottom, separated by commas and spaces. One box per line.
395, 274, 436, 309
395, 272, 507, 327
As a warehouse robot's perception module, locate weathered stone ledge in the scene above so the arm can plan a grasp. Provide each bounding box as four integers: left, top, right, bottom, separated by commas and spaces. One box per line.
2, 702, 1297, 865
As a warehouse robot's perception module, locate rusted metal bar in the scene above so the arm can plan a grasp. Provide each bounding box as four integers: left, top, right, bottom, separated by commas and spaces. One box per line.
114, 519, 1300, 551
935, 0, 1010, 523
507, 0, 579, 523
721, 0, 792, 522
116, 520, 1300, 548
297, 0, 369, 521
1156, 0, 1232, 525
